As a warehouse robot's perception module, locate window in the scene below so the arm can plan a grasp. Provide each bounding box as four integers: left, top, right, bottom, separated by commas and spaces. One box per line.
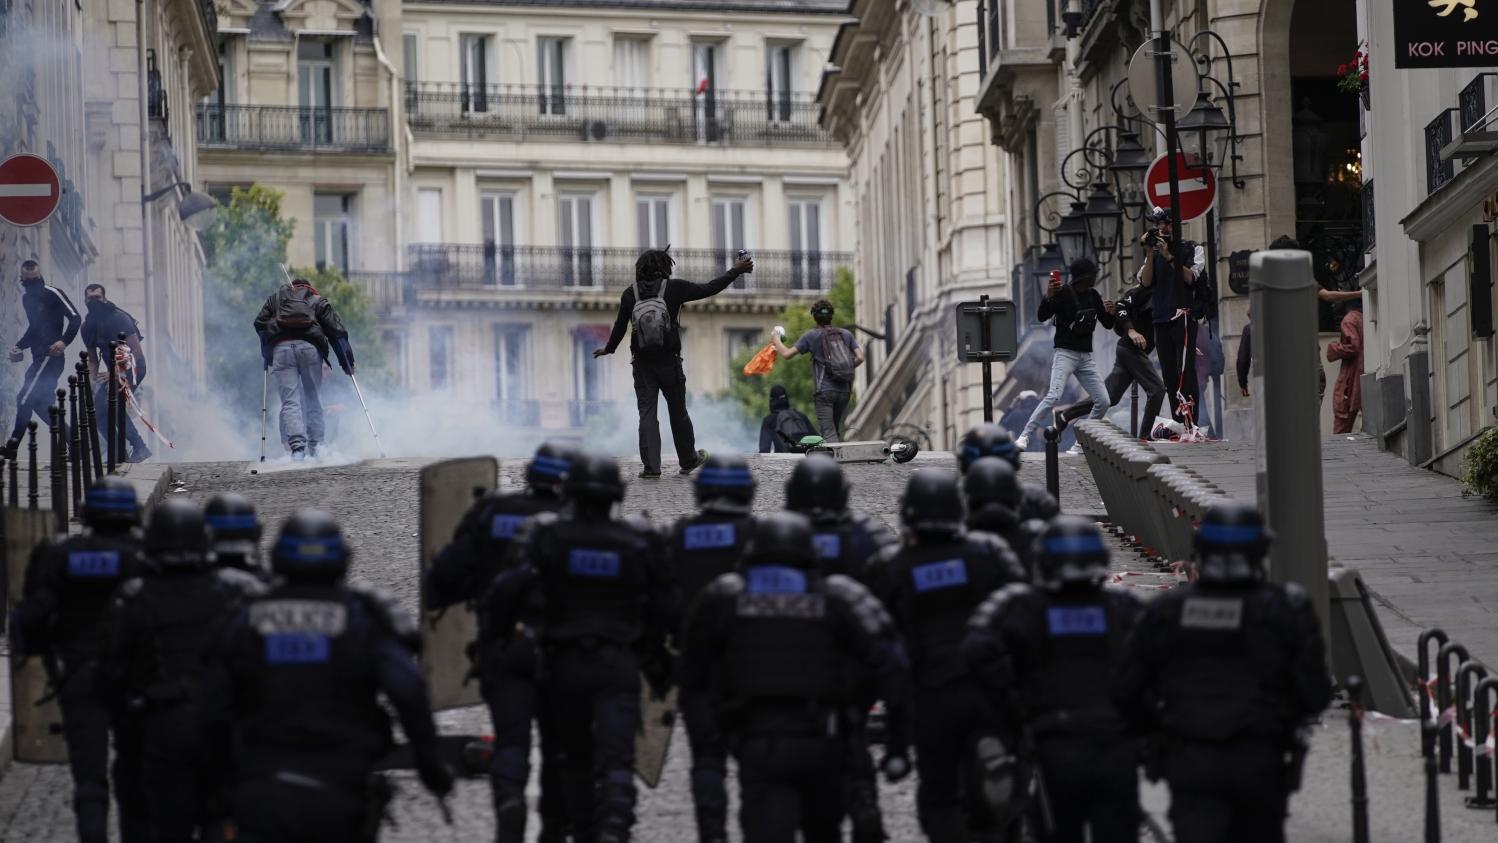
200, 38, 236, 142
558, 193, 597, 287
416, 188, 442, 243
766, 43, 795, 122
460, 34, 491, 113
711, 197, 748, 287
538, 37, 569, 115
692, 42, 723, 142
403, 32, 419, 83
494, 325, 528, 402
382, 330, 407, 385
572, 326, 609, 424
481, 192, 520, 285
297, 40, 337, 144
787, 198, 823, 290
636, 195, 671, 248
429, 326, 453, 390
725, 328, 761, 361
614, 36, 649, 93
313, 193, 354, 271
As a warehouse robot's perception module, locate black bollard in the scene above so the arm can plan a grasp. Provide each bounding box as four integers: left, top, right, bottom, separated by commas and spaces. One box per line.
115, 332, 129, 464
1418, 628, 1450, 756
82, 358, 103, 481
49, 402, 67, 531
68, 376, 82, 517
1470, 677, 1498, 811
107, 341, 118, 472
73, 362, 94, 486
6, 438, 17, 507
1043, 426, 1061, 507
26, 421, 39, 510
1456, 662, 1487, 791
1348, 675, 1370, 843
1425, 720, 1443, 843
1438, 641, 1470, 774
1130, 382, 1140, 439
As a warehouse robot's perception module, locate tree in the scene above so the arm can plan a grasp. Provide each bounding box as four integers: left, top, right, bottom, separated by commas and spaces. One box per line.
719, 267, 858, 426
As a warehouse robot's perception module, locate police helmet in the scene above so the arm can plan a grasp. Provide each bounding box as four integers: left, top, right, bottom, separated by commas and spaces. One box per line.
564, 453, 626, 504
1194, 501, 1270, 584
205, 492, 262, 565
144, 497, 212, 568
1035, 515, 1110, 589
963, 457, 1023, 511
744, 511, 816, 570
82, 476, 141, 528
784, 455, 848, 517
900, 470, 966, 536
695, 453, 756, 514
526, 441, 577, 496
272, 509, 350, 581
956, 424, 1021, 472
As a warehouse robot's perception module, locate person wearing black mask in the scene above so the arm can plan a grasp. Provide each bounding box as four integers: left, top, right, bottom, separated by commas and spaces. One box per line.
81, 284, 151, 462
1014, 258, 1115, 451
1056, 279, 1167, 437
6, 260, 81, 451
1136, 207, 1207, 427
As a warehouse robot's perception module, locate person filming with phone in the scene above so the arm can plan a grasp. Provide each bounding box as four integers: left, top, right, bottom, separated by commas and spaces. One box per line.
1136, 206, 1207, 428
1014, 258, 1115, 452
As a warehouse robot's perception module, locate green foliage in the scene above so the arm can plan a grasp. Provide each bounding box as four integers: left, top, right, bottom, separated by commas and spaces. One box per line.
719, 267, 857, 426
1461, 425, 1498, 502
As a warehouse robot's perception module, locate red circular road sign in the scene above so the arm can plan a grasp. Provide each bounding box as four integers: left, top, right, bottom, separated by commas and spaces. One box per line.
0, 154, 62, 228
1144, 152, 1218, 224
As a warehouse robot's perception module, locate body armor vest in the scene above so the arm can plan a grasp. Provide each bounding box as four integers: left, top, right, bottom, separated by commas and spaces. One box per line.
722, 566, 845, 720
671, 512, 753, 602
538, 519, 649, 645
1023, 591, 1128, 734
811, 513, 886, 583
473, 492, 561, 587
49, 532, 145, 661
895, 540, 999, 688
129, 570, 246, 702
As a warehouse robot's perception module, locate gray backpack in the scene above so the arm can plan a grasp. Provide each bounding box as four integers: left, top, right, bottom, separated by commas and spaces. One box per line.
631, 280, 671, 350
820, 327, 856, 385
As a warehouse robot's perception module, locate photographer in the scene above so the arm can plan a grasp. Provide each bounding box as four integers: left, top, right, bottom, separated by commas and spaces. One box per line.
1136, 206, 1207, 427
1014, 258, 1115, 451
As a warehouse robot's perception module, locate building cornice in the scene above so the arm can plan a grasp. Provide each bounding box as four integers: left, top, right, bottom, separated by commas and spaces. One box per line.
1402, 152, 1498, 242
171, 0, 222, 95
405, 0, 847, 15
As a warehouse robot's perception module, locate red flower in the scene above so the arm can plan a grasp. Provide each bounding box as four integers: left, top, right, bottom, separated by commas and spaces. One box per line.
1360, 71, 1369, 81
1339, 63, 1349, 75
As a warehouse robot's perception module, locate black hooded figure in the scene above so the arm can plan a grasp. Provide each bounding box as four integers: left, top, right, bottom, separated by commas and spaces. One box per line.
759, 384, 816, 453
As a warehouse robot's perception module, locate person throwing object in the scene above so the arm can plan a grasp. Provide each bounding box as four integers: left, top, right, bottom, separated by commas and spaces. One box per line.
769, 299, 863, 443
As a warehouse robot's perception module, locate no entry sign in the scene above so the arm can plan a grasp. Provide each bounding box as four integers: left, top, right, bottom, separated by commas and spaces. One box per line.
1144, 152, 1217, 223
0, 154, 62, 227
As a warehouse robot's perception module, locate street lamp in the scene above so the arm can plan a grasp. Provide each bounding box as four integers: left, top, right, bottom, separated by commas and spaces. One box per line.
1083, 181, 1123, 265
143, 181, 218, 231
1054, 200, 1090, 266
1107, 130, 1152, 212
1177, 92, 1232, 169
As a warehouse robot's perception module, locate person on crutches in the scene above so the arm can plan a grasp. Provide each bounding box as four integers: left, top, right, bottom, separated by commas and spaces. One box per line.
252, 273, 355, 461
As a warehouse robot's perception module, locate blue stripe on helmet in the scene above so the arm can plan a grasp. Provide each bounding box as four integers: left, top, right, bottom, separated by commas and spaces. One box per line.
206, 514, 259, 531
697, 467, 754, 487
1198, 523, 1264, 545
1044, 534, 1106, 555
531, 455, 571, 477
276, 535, 344, 564
85, 488, 138, 511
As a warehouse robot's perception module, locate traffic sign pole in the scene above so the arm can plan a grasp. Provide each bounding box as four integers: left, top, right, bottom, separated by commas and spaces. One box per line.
1151, 0, 1183, 228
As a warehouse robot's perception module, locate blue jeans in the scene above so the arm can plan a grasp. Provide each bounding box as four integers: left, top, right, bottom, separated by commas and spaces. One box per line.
1020, 348, 1110, 440
273, 340, 324, 450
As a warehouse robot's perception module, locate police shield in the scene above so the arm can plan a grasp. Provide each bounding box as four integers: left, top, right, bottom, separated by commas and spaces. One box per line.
635, 686, 677, 789
419, 456, 498, 711
4, 507, 67, 763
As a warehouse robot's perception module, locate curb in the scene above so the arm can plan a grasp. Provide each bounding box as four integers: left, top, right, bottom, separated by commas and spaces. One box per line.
0, 463, 175, 781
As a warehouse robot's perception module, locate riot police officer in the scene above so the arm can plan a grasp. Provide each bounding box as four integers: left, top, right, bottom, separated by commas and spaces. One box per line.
782, 454, 896, 841
485, 454, 678, 843
102, 497, 265, 842
962, 456, 1044, 576
1112, 502, 1332, 843
964, 515, 1144, 843
666, 453, 757, 843
425, 442, 576, 843
680, 512, 912, 843
199, 510, 453, 842
12, 477, 150, 843
204, 492, 266, 577
956, 424, 1059, 522
866, 470, 1026, 842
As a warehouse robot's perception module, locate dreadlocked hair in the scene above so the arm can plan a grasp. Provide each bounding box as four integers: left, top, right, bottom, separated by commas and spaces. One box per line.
635, 249, 675, 284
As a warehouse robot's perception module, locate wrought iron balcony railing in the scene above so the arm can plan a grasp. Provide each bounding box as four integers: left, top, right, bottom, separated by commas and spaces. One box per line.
404, 245, 848, 295
404, 83, 833, 147
1425, 109, 1456, 195
196, 104, 392, 153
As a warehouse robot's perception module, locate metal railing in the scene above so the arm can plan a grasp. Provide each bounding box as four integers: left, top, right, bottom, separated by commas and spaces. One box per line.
404, 245, 849, 295
196, 104, 392, 153
404, 82, 833, 147
1426, 109, 1456, 194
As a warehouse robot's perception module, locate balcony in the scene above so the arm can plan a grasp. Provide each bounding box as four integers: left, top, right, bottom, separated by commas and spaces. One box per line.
404, 245, 850, 296
1426, 109, 1457, 195
196, 104, 392, 153
404, 83, 832, 147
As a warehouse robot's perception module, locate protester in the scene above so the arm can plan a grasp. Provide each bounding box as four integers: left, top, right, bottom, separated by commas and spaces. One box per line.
1196, 319, 1224, 438
81, 284, 151, 462
596, 248, 754, 477
1328, 299, 1364, 434
769, 299, 863, 443
1056, 278, 1166, 438
1236, 316, 1252, 398
758, 384, 817, 453
7, 259, 80, 450
252, 276, 355, 461
1015, 258, 1114, 452
1136, 207, 1206, 429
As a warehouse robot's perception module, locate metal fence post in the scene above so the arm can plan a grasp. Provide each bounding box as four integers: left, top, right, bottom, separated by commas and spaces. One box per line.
26, 421, 39, 510
68, 375, 82, 516
1348, 675, 1370, 843
107, 341, 118, 472
1437, 641, 1469, 773
1043, 426, 1061, 506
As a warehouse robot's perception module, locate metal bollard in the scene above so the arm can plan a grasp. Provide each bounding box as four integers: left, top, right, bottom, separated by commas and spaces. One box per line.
107, 341, 118, 472
1348, 675, 1370, 843
68, 375, 82, 517
6, 438, 17, 507
1418, 628, 1450, 756
1438, 641, 1470, 774
115, 332, 128, 463
49, 402, 67, 531
81, 357, 103, 481
26, 421, 39, 510
1457, 662, 1488, 791
1470, 677, 1498, 811
1130, 382, 1140, 439
1424, 719, 1442, 843
1043, 426, 1061, 507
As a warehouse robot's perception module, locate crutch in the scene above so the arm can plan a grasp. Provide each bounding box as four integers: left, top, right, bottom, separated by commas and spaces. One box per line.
348, 373, 386, 458
259, 365, 270, 463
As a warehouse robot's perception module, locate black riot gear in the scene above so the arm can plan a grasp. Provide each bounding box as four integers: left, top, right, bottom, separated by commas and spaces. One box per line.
1194, 501, 1271, 584
1036, 516, 1110, 589
271, 509, 350, 582
694, 453, 756, 514
526, 441, 577, 496
743, 511, 816, 570
900, 470, 967, 537
784, 454, 849, 517
956, 424, 1019, 472
144, 497, 211, 569
564, 453, 627, 504
82, 476, 141, 529
205, 492, 263, 573
963, 457, 1023, 512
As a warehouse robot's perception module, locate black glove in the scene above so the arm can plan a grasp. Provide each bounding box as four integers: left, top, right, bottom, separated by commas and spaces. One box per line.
419, 759, 455, 798
879, 751, 912, 783
260, 341, 273, 369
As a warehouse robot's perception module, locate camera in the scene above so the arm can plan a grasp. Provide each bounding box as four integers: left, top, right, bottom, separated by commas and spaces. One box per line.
1143, 229, 1170, 247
